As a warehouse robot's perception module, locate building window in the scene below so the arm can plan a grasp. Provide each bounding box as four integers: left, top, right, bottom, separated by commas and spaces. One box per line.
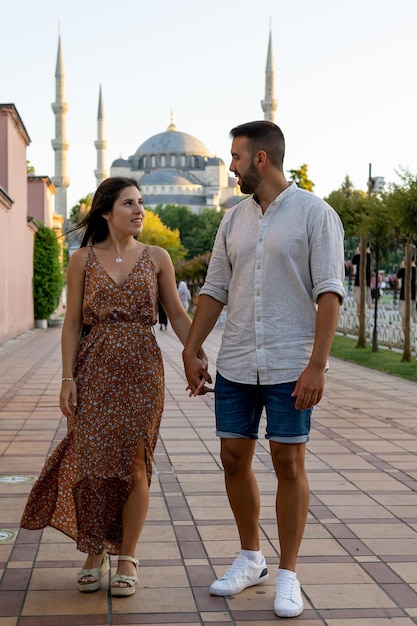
170, 155, 175, 167
181, 155, 186, 167
151, 155, 156, 167
161, 155, 166, 167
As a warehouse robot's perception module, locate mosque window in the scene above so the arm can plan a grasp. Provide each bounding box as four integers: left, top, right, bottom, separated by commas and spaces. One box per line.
161, 155, 166, 167
151, 155, 156, 167
170, 155, 175, 166
181, 155, 186, 167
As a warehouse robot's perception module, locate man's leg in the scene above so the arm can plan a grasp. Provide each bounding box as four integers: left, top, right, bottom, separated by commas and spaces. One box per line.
270, 441, 308, 617
210, 437, 269, 596
220, 437, 260, 550
270, 441, 309, 571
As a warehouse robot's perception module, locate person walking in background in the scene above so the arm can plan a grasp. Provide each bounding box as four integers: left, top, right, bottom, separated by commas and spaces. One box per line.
182, 121, 345, 618
21, 177, 207, 598
178, 280, 191, 312
351, 242, 372, 315
158, 300, 168, 330
397, 256, 417, 331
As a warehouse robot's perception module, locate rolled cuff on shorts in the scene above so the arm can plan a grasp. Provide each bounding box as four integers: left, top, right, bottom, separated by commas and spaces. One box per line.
215, 430, 255, 439
266, 433, 310, 444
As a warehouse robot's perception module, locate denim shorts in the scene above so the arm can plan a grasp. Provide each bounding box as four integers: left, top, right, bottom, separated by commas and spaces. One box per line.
214, 372, 312, 444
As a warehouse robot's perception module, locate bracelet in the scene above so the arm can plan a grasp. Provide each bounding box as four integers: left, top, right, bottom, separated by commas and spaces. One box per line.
62, 377, 74, 382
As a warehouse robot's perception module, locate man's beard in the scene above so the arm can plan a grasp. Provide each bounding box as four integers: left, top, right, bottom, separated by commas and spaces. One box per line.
238, 162, 262, 194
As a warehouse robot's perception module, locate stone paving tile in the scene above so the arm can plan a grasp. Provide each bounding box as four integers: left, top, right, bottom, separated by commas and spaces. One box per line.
1, 326, 417, 625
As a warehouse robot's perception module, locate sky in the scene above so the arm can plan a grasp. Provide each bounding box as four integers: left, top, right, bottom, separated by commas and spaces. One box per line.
2, 0, 417, 212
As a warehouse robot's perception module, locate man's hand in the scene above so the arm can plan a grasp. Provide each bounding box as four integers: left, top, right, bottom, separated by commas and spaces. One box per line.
182, 349, 213, 396
291, 365, 326, 410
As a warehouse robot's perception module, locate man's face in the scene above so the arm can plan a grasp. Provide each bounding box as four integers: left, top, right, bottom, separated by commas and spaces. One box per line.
229, 137, 262, 195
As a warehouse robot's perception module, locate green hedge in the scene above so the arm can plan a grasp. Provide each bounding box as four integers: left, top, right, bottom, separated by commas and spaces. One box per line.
33, 223, 64, 320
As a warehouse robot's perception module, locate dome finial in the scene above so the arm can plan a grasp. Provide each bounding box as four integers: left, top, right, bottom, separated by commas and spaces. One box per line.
167, 107, 177, 132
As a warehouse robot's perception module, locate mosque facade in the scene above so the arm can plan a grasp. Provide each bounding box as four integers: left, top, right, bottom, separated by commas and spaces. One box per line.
110, 115, 235, 213
52, 30, 277, 217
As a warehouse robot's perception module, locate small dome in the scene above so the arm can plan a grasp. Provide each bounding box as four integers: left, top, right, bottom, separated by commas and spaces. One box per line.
111, 157, 129, 167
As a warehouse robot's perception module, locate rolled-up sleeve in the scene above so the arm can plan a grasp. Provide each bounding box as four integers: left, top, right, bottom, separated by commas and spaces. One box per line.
310, 205, 346, 304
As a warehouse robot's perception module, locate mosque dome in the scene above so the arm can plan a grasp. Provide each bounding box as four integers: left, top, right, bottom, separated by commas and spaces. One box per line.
141, 169, 202, 186
134, 120, 210, 158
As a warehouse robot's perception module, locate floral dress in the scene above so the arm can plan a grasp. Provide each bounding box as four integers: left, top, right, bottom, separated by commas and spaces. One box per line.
21, 247, 164, 555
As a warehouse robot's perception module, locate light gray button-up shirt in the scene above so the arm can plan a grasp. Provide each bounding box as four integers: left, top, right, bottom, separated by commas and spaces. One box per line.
199, 182, 346, 385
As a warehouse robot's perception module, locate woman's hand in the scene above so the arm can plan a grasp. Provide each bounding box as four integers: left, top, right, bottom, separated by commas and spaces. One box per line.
60, 380, 77, 418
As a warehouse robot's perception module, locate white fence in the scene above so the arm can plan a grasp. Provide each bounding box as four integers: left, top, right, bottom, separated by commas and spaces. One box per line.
337, 296, 416, 355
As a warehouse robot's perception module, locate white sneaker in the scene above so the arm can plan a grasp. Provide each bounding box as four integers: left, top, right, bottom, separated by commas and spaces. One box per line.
210, 554, 269, 596
274, 569, 304, 618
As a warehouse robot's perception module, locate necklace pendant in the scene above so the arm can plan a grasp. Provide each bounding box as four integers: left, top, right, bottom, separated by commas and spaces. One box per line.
115, 256, 122, 264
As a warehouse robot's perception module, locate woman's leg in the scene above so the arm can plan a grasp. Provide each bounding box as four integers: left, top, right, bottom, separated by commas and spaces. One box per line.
112, 439, 149, 587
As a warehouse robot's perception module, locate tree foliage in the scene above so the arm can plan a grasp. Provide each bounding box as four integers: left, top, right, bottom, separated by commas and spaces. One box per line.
154, 204, 224, 259
175, 253, 211, 284
287, 163, 314, 191
140, 211, 187, 264
70, 195, 93, 224
33, 223, 64, 320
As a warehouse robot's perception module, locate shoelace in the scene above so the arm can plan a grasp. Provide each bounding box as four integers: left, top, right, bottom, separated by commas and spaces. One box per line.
222, 555, 248, 579
276, 575, 295, 599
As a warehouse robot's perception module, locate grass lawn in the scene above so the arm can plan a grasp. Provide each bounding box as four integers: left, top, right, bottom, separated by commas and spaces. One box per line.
330, 334, 417, 383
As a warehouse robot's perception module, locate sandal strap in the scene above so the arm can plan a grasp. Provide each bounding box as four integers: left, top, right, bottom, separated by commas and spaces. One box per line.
111, 573, 138, 587
118, 555, 139, 568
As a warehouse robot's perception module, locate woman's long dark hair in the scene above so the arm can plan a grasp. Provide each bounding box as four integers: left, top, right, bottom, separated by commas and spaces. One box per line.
67, 177, 141, 247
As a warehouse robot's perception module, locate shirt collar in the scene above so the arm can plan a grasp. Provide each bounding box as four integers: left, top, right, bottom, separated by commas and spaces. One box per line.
253, 181, 297, 209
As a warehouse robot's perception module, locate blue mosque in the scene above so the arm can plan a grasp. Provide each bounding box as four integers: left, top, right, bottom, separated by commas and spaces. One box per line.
52, 31, 277, 217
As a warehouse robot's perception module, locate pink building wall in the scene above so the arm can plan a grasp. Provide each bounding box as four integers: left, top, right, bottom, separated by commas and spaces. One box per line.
0, 104, 35, 344
28, 176, 55, 228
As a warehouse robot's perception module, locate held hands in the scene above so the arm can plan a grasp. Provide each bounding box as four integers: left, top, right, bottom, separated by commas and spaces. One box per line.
60, 380, 77, 418
182, 349, 213, 396
291, 364, 326, 410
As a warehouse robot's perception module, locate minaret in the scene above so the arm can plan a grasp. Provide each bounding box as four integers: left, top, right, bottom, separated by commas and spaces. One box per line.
51, 33, 70, 218
261, 28, 278, 123
94, 84, 108, 186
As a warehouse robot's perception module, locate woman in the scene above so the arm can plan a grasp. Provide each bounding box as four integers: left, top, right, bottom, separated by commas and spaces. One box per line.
177, 280, 191, 312
21, 177, 208, 597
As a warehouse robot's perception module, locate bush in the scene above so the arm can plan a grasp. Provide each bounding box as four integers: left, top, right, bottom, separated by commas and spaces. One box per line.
33, 223, 64, 320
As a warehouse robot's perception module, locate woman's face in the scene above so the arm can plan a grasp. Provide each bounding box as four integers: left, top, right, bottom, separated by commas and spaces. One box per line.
103, 186, 145, 236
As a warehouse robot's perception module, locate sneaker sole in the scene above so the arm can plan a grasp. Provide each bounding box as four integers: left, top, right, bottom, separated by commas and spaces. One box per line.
274, 605, 304, 618
210, 571, 269, 596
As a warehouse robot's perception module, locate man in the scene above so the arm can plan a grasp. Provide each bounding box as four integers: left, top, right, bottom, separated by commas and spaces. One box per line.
350, 242, 372, 314
182, 121, 345, 618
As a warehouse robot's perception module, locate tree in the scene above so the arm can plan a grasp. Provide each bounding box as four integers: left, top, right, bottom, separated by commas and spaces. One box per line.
33, 223, 64, 320
384, 168, 417, 361
154, 204, 224, 259
183, 209, 224, 259
70, 195, 92, 224
27, 160, 35, 174
325, 180, 370, 347
140, 211, 187, 264
287, 164, 314, 191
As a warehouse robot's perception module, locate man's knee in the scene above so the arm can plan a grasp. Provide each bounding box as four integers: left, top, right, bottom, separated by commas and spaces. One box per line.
220, 438, 255, 477
270, 443, 306, 481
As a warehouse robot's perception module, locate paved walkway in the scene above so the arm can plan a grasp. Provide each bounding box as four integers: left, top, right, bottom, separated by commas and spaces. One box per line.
1, 326, 417, 625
